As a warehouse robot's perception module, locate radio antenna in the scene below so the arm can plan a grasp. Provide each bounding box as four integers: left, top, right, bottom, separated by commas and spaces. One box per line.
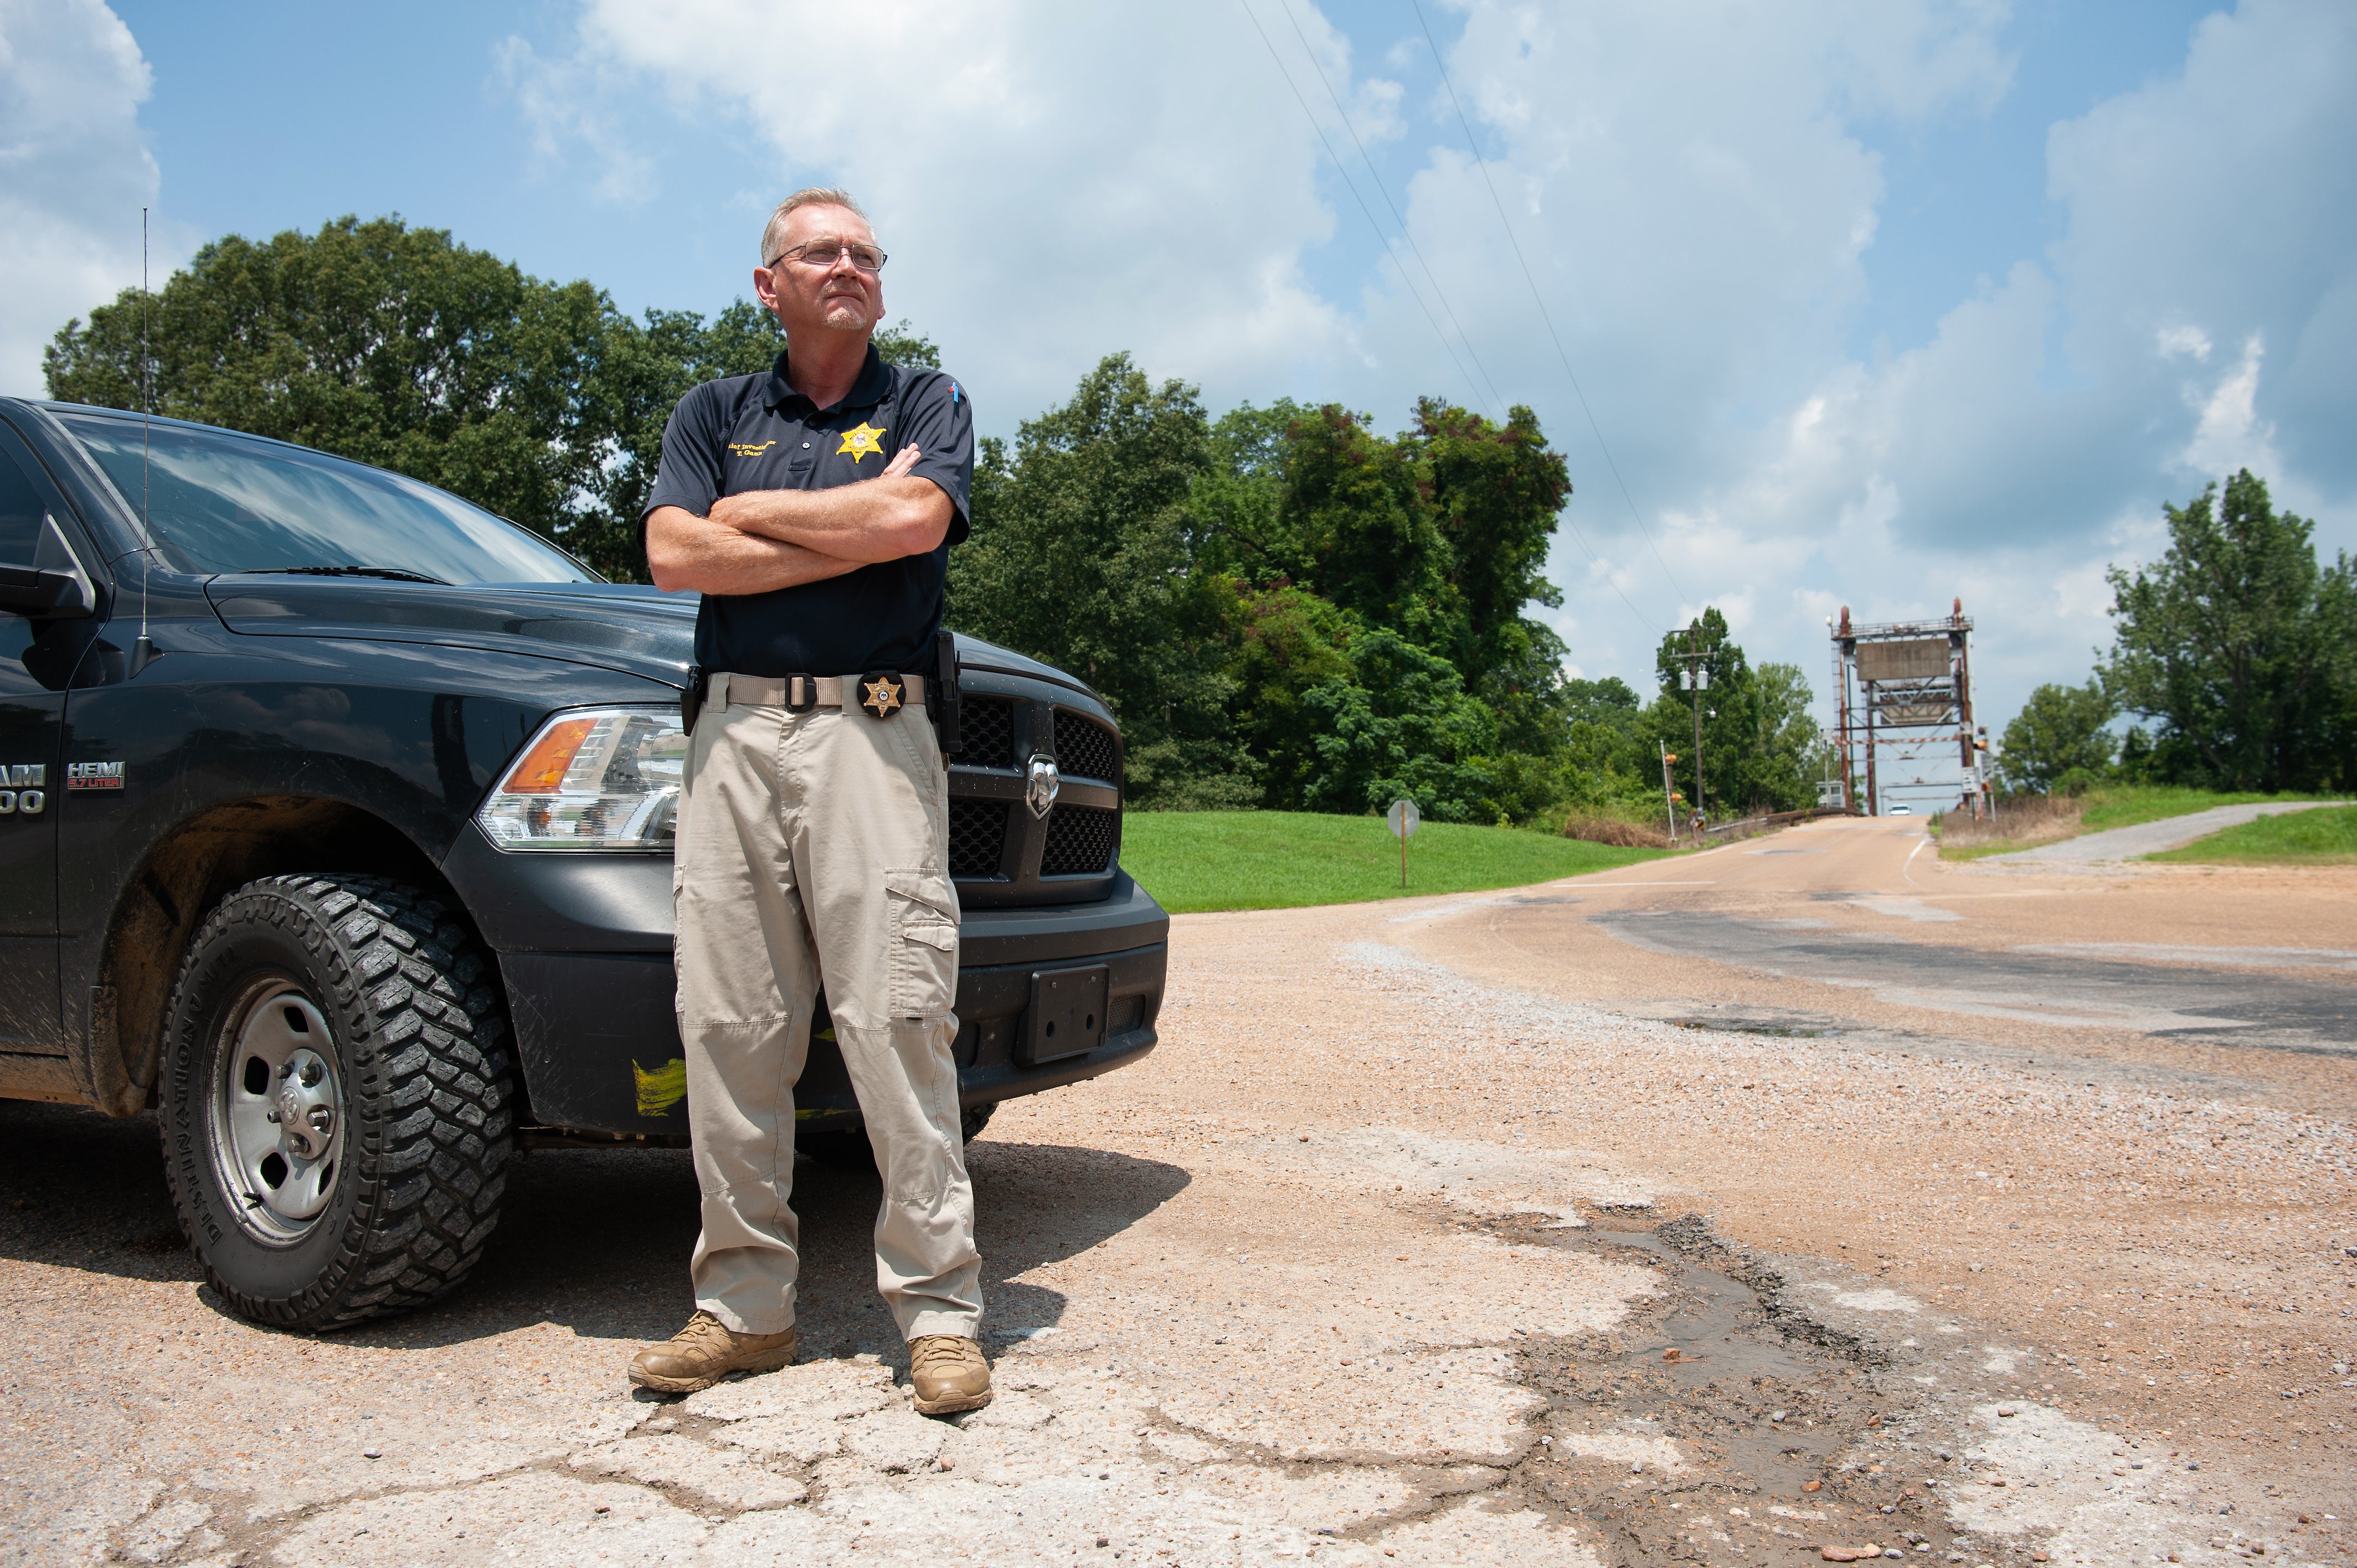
131, 207, 157, 675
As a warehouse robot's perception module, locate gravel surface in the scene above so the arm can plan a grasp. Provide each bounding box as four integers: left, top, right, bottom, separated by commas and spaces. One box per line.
1984, 802, 2344, 864
0, 817, 2349, 1566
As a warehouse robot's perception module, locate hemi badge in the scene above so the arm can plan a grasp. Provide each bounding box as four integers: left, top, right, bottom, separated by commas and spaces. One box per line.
66, 761, 125, 790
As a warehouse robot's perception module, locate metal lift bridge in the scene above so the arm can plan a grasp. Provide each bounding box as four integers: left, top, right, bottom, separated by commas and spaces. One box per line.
1830, 600, 1988, 818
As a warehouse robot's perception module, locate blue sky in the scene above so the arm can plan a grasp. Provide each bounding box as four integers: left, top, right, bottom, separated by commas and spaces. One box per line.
104, 1, 2214, 375
6, 0, 2350, 754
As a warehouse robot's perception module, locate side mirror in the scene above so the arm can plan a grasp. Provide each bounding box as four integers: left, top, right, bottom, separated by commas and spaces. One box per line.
0, 565, 92, 618
0, 514, 95, 620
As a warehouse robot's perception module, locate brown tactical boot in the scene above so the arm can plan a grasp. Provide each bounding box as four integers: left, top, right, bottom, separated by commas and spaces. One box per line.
627, 1311, 796, 1395
908, 1334, 993, 1416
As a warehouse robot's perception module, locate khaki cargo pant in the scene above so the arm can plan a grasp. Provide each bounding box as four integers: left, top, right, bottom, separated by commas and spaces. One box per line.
672, 674, 980, 1340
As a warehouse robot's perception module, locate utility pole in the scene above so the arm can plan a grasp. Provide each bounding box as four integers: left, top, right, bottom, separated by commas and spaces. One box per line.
1668, 624, 1711, 831
1658, 742, 1680, 844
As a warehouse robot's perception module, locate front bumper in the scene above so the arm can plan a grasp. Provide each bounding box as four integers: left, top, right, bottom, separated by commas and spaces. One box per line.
445, 828, 1170, 1138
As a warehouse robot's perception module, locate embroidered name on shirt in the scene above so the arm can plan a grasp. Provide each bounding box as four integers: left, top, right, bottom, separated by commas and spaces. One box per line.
727, 440, 776, 457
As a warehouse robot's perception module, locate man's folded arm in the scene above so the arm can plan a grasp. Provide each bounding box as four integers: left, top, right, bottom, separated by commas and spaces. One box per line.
645, 506, 867, 596
707, 444, 953, 563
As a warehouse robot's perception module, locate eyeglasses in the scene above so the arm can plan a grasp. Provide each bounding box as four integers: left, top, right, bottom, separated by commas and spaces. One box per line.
766, 239, 888, 274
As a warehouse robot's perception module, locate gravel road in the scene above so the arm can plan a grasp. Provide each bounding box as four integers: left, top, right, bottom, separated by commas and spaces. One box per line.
1, 817, 2350, 1567
1983, 801, 2344, 864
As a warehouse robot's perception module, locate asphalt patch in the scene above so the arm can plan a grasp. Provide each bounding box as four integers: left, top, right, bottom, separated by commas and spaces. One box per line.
1460, 1213, 1957, 1566
1592, 909, 2357, 1055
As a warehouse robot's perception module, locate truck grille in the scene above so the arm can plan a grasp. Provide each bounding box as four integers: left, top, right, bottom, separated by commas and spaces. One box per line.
948, 798, 1008, 878
1053, 709, 1119, 782
1040, 805, 1118, 876
961, 695, 1015, 767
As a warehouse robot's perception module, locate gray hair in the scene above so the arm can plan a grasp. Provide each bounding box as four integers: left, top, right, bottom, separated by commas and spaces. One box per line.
760, 187, 872, 266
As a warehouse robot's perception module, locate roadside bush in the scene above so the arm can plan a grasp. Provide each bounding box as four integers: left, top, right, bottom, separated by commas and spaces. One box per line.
2053, 766, 2104, 797
1561, 813, 1672, 849
1931, 793, 2083, 850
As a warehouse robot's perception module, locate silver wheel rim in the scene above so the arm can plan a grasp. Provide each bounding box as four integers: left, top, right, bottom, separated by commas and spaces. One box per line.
209, 978, 347, 1243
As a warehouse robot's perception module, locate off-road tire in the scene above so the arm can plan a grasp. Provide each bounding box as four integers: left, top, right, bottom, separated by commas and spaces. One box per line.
960, 1100, 997, 1145
158, 874, 513, 1331
803, 1101, 997, 1175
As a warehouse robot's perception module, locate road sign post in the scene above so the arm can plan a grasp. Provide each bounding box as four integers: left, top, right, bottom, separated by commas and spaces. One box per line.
1386, 797, 1421, 888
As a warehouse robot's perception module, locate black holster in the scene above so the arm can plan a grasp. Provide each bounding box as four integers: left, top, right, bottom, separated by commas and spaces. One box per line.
680, 664, 708, 732
929, 631, 963, 757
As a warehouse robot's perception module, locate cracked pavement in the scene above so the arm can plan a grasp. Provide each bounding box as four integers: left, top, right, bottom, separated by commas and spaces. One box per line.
1, 816, 2351, 1566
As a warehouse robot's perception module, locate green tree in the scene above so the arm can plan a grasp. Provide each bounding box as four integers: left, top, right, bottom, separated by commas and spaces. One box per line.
1994, 681, 2117, 793
1181, 394, 1579, 818
948, 353, 1254, 807
1648, 608, 1747, 816
1300, 628, 1498, 820
1642, 608, 1820, 817
1183, 399, 1304, 580
1269, 405, 1452, 644
1745, 662, 1825, 812
47, 216, 617, 566
1408, 398, 1573, 692
44, 214, 945, 584
1196, 398, 1573, 699
2099, 470, 2355, 790
1222, 584, 1356, 810
959, 365, 1588, 818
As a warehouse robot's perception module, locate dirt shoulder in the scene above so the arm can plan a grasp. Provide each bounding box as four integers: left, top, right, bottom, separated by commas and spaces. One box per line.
0, 822, 2349, 1566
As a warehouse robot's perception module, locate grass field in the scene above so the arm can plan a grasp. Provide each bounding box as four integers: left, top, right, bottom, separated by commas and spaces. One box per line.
2147, 804, 2357, 865
1118, 810, 1669, 913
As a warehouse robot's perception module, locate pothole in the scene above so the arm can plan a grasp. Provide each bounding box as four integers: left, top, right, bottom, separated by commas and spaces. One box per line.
1665, 1018, 1838, 1038
1490, 1213, 1969, 1566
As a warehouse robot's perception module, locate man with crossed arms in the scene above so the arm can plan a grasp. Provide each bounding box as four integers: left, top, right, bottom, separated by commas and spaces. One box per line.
632, 186, 989, 1415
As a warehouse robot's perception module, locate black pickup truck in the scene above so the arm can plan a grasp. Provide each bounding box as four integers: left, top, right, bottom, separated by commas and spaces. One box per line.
0, 397, 1166, 1330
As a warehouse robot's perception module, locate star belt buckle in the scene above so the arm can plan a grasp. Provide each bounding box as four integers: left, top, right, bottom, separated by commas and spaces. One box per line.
857, 671, 904, 719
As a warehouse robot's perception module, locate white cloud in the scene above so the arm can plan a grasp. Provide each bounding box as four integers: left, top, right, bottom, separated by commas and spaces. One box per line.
1370, 0, 2021, 683
1435, 0, 2356, 729
495, 35, 657, 207
2179, 333, 2281, 482
512, 0, 2354, 740
0, 0, 171, 397
521, 0, 1358, 422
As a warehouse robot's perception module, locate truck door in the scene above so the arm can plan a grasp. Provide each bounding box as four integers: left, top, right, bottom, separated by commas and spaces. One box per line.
0, 433, 68, 1049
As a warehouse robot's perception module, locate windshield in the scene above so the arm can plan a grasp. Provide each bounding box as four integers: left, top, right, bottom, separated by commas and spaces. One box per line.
56, 411, 601, 585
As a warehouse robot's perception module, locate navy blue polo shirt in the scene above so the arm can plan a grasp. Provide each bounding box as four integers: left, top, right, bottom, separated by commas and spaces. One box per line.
644, 344, 972, 677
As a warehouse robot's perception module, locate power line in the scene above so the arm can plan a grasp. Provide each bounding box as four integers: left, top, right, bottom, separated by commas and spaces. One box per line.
1236, 0, 1661, 647
1408, 0, 1693, 609
1273, 0, 1506, 415
1280, 0, 1663, 647
1234, 0, 1494, 418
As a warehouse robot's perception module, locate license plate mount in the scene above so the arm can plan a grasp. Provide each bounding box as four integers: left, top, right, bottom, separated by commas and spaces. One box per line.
1023, 964, 1109, 1064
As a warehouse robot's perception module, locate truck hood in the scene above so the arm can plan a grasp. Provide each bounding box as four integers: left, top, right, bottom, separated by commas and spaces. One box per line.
203, 575, 1099, 701
207, 577, 700, 684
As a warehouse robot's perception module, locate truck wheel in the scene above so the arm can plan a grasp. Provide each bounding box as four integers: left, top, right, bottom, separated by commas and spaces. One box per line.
802, 1102, 999, 1175
157, 874, 514, 1331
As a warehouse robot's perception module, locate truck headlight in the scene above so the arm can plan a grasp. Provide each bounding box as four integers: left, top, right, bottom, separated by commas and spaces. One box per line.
476, 706, 686, 852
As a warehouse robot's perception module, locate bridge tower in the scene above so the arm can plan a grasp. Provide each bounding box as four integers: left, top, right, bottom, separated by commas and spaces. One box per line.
1830, 599, 1986, 818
